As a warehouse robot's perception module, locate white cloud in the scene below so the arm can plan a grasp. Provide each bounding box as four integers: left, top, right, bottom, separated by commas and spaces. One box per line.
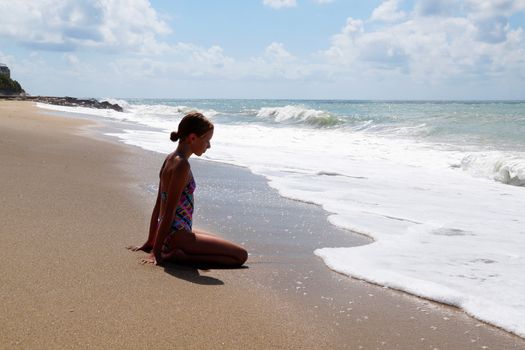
263, 0, 297, 9
61, 53, 98, 79
465, 0, 525, 16
415, 0, 463, 17
108, 41, 316, 84
64, 53, 79, 66
322, 3, 525, 84
371, 0, 406, 22
110, 43, 237, 81
0, 51, 14, 66
414, 0, 525, 18
248, 42, 309, 79
0, 0, 170, 53
324, 18, 364, 63
262, 0, 334, 8
265, 42, 295, 61
462, 0, 525, 45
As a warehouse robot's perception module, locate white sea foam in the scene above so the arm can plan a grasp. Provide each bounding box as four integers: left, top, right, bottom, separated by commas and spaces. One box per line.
37, 102, 219, 130
460, 152, 525, 186
36, 102, 121, 118
100, 98, 131, 110
37, 101, 525, 338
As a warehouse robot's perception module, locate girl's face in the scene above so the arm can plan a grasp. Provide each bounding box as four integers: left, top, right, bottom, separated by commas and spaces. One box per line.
190, 129, 213, 156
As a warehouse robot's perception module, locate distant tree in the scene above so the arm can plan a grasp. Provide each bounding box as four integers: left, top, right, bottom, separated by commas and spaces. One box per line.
0, 75, 25, 94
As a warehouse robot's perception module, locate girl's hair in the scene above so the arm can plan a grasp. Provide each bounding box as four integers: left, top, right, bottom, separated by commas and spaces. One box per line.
170, 112, 214, 142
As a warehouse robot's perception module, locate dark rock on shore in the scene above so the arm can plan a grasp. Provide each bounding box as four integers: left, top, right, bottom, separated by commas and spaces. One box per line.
0, 95, 123, 112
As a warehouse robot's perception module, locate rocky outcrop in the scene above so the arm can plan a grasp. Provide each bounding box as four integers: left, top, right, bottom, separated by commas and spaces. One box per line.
0, 95, 123, 112
31, 96, 123, 112
0, 75, 24, 95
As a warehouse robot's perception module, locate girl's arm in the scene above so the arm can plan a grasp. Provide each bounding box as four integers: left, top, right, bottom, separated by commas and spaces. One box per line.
145, 158, 171, 250
126, 188, 161, 252
151, 160, 191, 264
141, 186, 162, 251
128, 159, 167, 252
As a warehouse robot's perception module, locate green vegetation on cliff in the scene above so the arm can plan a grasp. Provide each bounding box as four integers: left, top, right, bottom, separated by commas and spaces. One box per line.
0, 75, 24, 95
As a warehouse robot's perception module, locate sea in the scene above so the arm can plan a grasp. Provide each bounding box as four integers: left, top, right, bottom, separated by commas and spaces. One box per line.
37, 99, 525, 338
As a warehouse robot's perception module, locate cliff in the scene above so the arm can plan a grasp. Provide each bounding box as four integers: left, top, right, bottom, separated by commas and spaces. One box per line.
0, 75, 25, 95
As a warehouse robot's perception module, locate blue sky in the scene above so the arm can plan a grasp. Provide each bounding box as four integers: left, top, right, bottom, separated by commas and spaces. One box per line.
1, 0, 524, 100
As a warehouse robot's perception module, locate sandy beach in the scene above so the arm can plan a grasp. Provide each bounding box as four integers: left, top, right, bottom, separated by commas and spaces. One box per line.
1, 100, 525, 349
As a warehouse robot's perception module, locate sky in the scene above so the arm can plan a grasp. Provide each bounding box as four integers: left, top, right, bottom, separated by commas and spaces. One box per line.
0, 0, 524, 100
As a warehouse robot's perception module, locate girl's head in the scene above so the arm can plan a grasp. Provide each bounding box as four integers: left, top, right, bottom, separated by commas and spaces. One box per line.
170, 112, 214, 156
170, 112, 213, 142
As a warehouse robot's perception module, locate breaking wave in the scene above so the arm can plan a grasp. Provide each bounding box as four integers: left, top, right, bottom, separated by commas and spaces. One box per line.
256, 105, 344, 127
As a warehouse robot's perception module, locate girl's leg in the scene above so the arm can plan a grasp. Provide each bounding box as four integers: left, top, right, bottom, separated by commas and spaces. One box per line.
164, 230, 247, 267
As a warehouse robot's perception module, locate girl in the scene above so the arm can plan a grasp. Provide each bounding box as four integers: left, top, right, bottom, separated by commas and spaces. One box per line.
128, 112, 248, 267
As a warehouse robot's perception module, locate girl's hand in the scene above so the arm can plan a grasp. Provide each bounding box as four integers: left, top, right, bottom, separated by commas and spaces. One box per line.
140, 253, 157, 265
153, 248, 166, 266
126, 243, 153, 252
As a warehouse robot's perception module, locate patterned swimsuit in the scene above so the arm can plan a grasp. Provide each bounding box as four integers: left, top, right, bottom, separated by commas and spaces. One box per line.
161, 171, 195, 253
171, 172, 196, 232
159, 155, 196, 253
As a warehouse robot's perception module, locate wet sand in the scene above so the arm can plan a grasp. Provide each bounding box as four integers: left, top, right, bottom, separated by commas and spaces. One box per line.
1, 100, 524, 349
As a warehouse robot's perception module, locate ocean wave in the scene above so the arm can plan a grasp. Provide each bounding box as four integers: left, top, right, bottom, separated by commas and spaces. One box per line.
348, 120, 374, 131
99, 99, 221, 119
354, 122, 431, 138
460, 153, 525, 186
100, 98, 131, 110
256, 105, 344, 127
127, 104, 192, 116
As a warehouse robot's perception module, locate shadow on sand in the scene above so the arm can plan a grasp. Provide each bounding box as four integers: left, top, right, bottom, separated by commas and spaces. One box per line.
162, 261, 248, 286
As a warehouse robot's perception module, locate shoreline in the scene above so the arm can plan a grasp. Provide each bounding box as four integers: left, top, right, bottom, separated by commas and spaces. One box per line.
2, 100, 524, 349
0, 95, 123, 111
